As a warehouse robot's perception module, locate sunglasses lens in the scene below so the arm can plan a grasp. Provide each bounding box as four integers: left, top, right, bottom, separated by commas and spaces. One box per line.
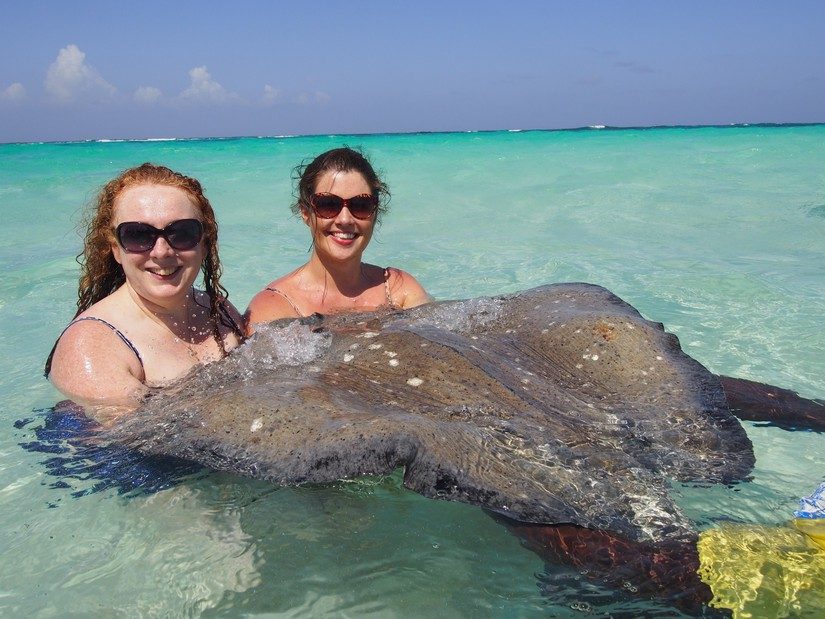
117, 223, 157, 253
311, 194, 343, 218
116, 219, 203, 253
310, 194, 377, 219
165, 219, 203, 250
348, 196, 377, 219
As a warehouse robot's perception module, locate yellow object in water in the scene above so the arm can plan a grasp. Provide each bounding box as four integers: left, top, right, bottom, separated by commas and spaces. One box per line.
697, 522, 825, 618
794, 518, 825, 552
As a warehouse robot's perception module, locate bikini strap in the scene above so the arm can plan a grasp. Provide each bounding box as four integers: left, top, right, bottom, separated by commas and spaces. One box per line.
265, 287, 304, 317
216, 298, 245, 335
383, 267, 396, 307
43, 316, 144, 378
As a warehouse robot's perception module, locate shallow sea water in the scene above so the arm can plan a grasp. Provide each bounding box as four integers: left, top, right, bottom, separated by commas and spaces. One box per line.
1, 125, 823, 616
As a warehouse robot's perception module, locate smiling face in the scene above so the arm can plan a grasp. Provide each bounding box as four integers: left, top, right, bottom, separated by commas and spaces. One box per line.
302, 169, 375, 264
111, 183, 205, 309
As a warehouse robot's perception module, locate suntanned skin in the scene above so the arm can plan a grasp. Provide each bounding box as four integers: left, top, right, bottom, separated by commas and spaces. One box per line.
246, 169, 431, 332
48, 184, 243, 418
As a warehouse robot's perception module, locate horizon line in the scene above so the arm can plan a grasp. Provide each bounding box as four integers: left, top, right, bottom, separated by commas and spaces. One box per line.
2, 121, 824, 147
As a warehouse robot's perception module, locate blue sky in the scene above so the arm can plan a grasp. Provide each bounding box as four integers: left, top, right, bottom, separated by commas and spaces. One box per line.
1, 0, 823, 143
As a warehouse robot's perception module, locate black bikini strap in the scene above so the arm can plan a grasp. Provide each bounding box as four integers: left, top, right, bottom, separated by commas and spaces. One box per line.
217, 299, 245, 335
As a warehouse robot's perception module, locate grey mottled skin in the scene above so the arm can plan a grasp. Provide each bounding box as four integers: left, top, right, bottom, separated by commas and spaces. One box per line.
108, 283, 754, 543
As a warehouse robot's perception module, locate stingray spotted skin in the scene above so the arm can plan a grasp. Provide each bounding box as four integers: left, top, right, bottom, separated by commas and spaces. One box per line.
108, 283, 754, 543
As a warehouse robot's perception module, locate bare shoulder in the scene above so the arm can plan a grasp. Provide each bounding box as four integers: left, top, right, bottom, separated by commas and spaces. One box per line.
386, 267, 433, 309
48, 315, 146, 407
245, 280, 302, 332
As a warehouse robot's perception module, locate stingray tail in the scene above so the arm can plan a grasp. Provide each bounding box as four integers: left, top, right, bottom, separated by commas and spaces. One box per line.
489, 513, 717, 615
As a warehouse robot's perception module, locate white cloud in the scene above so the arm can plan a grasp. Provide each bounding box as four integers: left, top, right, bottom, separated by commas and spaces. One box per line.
295, 90, 331, 105
261, 84, 280, 105
0, 82, 26, 102
178, 66, 240, 104
44, 44, 117, 103
134, 86, 162, 104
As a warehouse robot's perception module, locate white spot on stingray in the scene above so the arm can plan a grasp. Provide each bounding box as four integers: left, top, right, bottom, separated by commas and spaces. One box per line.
250, 418, 263, 432
343, 353, 354, 362
368, 343, 382, 350
591, 354, 599, 361
349, 343, 359, 350
361, 331, 379, 339
389, 359, 399, 367
406, 377, 423, 387
655, 355, 663, 361
384, 351, 397, 358
471, 335, 478, 340
541, 329, 548, 334
575, 363, 583, 369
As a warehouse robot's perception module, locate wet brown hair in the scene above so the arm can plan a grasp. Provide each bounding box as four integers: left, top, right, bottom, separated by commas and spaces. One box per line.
292, 147, 390, 224
74, 162, 241, 347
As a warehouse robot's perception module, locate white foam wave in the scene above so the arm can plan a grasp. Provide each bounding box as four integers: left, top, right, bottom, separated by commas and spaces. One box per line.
235, 321, 330, 371
418, 297, 504, 332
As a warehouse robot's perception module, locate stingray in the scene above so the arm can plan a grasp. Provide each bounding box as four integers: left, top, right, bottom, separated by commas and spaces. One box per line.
108, 282, 760, 546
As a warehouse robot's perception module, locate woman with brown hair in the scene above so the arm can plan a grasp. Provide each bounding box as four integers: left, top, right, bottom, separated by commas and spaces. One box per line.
46, 163, 245, 413
246, 147, 431, 329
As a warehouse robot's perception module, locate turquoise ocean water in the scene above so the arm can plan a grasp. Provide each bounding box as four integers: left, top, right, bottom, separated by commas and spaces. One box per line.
1, 125, 823, 616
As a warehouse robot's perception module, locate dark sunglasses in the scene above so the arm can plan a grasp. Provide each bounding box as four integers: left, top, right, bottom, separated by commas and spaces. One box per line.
115, 219, 204, 253
309, 193, 378, 220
